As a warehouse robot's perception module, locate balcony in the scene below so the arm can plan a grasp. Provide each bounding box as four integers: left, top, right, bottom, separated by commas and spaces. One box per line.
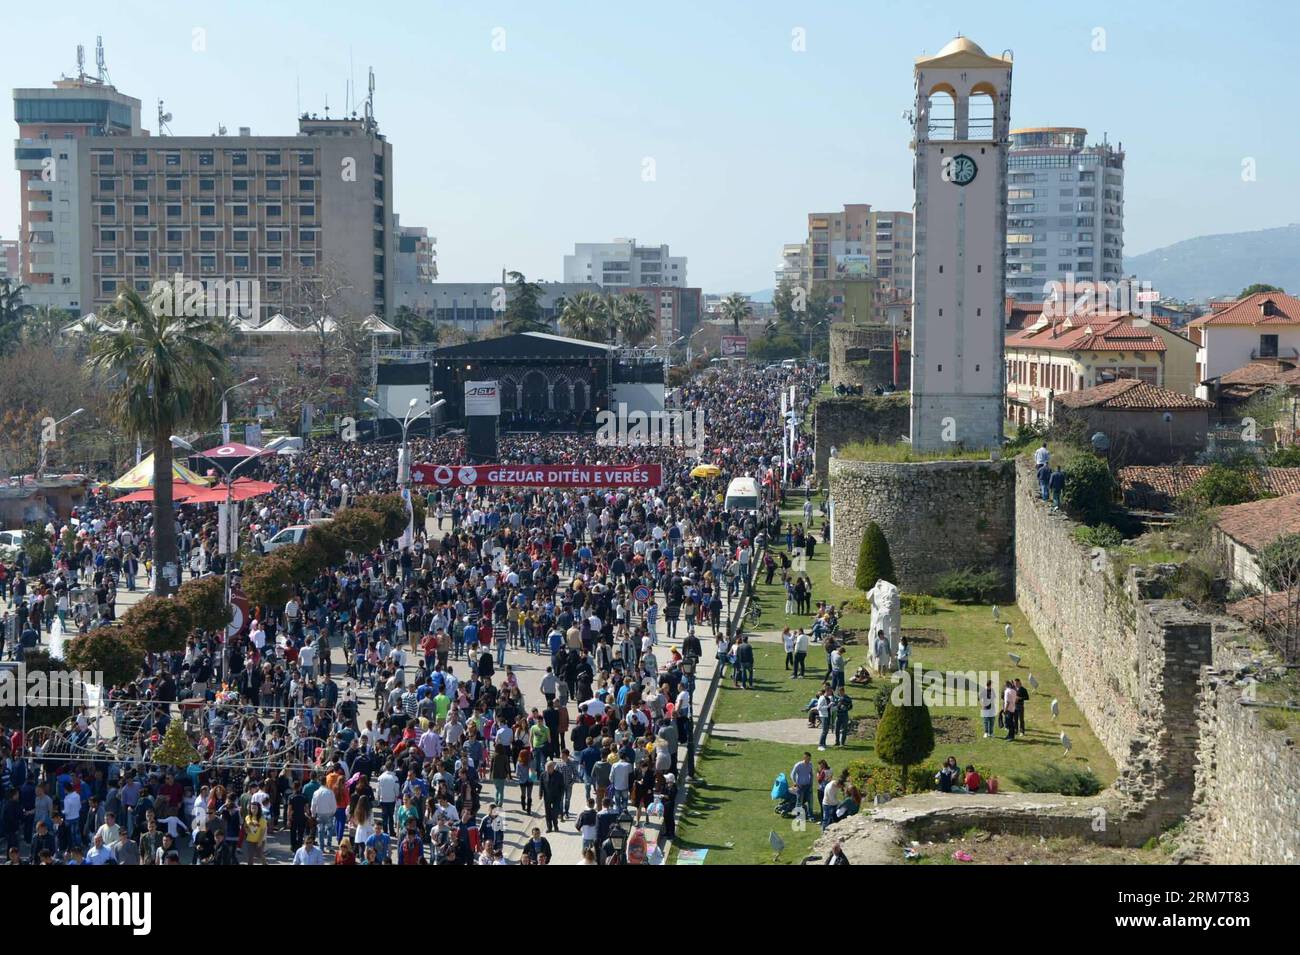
1250, 346, 1298, 361
27, 200, 52, 212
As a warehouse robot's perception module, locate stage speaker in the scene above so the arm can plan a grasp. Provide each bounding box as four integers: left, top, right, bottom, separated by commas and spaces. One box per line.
466, 415, 499, 464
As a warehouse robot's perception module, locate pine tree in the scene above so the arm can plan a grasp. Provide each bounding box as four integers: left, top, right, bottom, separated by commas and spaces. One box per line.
855, 521, 896, 590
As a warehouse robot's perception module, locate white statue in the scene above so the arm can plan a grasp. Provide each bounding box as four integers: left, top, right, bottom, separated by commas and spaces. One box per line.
865, 578, 901, 666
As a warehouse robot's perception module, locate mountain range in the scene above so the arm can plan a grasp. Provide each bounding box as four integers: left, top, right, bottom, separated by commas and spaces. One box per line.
1125, 224, 1300, 301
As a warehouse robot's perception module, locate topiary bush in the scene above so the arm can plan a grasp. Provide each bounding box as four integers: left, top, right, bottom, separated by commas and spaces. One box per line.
175, 576, 231, 637
63, 629, 142, 691
875, 693, 935, 793
118, 595, 193, 655
21, 523, 53, 574
855, 521, 896, 591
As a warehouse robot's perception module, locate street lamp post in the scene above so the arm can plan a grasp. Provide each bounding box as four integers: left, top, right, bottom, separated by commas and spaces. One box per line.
171, 431, 259, 691
218, 377, 259, 444
37, 408, 84, 478
365, 395, 445, 541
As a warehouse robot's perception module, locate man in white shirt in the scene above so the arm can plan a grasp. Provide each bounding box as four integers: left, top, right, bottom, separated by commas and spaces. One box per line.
309, 780, 337, 851
293, 832, 324, 864
377, 764, 400, 834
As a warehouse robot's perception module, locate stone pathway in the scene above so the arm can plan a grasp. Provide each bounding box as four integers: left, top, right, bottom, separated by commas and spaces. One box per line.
711, 717, 826, 747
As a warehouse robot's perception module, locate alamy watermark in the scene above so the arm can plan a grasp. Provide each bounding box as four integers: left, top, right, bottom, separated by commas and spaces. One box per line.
0, 664, 101, 708
1041, 273, 1155, 322
149, 272, 260, 320
889, 663, 999, 709
595, 402, 705, 457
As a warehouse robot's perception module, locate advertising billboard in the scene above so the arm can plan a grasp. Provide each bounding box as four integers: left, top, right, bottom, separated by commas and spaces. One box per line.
835, 254, 872, 275
720, 336, 749, 358
464, 380, 501, 416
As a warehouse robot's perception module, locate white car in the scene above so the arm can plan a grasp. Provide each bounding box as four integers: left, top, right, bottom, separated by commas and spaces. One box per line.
261, 518, 331, 553
0, 529, 24, 562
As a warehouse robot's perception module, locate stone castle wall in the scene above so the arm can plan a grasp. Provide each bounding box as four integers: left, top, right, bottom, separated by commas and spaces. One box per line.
1014, 455, 1300, 861
812, 396, 909, 481
829, 457, 1015, 593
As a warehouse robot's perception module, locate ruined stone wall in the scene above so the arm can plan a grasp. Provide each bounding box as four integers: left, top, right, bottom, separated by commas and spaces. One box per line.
812, 396, 909, 481
1189, 638, 1300, 864
829, 457, 1015, 593
1015, 456, 1298, 860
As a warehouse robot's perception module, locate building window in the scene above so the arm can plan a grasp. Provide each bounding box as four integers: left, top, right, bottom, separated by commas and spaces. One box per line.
164, 153, 180, 166
132, 178, 148, 191
166, 179, 181, 192
200, 178, 215, 192
100, 229, 117, 242
198, 151, 215, 166
166, 229, 184, 242
231, 151, 248, 166
166, 204, 181, 217
134, 255, 149, 268
133, 229, 150, 242
267, 255, 282, 270
267, 179, 282, 192
299, 178, 315, 191
100, 204, 116, 218
1260, 334, 1279, 358
132, 152, 148, 166
133, 204, 149, 217
266, 230, 282, 243
267, 205, 282, 217
100, 279, 116, 294
199, 205, 215, 217
98, 177, 116, 191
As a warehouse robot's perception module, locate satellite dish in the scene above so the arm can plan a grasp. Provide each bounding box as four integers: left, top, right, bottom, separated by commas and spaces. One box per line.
1090, 432, 1110, 452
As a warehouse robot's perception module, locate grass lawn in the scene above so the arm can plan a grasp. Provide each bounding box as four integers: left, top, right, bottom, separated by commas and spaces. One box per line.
676, 529, 1119, 864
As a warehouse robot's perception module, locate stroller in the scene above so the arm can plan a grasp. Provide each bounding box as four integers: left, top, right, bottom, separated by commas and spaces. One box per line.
771, 771, 796, 817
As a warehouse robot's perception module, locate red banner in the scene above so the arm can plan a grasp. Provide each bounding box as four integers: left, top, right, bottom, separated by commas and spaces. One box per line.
411, 463, 662, 488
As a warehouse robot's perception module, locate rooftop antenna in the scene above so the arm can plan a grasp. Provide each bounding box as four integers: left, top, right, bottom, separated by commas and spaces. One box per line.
75, 44, 86, 83
157, 99, 173, 136
324, 93, 330, 119
365, 67, 375, 131
95, 35, 109, 85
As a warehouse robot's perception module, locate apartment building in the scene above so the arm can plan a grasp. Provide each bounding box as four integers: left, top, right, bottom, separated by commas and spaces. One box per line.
1006, 127, 1125, 303
394, 216, 436, 283
801, 203, 912, 323
0, 238, 18, 282
13, 77, 144, 312
1188, 292, 1300, 397
563, 239, 686, 288
15, 77, 396, 320
1005, 311, 1197, 424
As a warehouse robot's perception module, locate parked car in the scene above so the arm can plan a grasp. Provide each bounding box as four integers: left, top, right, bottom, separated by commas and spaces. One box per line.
0, 529, 24, 562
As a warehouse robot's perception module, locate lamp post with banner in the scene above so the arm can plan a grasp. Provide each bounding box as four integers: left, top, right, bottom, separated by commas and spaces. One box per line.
170, 434, 261, 688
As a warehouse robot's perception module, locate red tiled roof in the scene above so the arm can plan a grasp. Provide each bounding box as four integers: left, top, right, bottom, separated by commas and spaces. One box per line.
1225, 590, 1295, 627
1053, 379, 1214, 411
1119, 465, 1300, 508
1215, 492, 1300, 551
1189, 292, 1300, 328
1217, 359, 1300, 387
1006, 316, 1168, 353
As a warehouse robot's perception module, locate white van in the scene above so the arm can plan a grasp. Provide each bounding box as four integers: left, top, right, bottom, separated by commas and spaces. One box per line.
262, 518, 331, 553
724, 476, 760, 514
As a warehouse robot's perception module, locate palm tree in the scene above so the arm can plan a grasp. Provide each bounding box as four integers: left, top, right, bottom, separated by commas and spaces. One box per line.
559, 290, 611, 342
0, 278, 32, 354
721, 292, 752, 333
88, 288, 228, 595
613, 292, 656, 346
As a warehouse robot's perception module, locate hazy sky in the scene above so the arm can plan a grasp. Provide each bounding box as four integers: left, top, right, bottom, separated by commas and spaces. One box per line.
3, 0, 1296, 292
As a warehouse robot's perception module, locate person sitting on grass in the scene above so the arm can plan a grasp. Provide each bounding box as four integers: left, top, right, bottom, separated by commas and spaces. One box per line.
850, 665, 872, 686
963, 765, 983, 794
935, 756, 961, 793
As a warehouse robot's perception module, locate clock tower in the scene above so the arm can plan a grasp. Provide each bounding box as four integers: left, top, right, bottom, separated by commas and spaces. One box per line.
909, 37, 1012, 451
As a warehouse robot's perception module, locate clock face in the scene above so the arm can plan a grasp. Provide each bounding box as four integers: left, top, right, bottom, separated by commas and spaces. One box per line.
949, 154, 977, 186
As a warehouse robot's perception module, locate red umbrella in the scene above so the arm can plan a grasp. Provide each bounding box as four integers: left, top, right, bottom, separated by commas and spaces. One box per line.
182, 479, 279, 505
197, 442, 272, 461
114, 483, 206, 503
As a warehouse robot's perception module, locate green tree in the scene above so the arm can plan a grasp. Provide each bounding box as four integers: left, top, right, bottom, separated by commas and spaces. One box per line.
502, 271, 550, 334
558, 290, 610, 342
241, 550, 304, 609
720, 292, 752, 333
392, 305, 435, 345
1062, 453, 1117, 524
88, 287, 228, 595
1240, 283, 1284, 297
175, 576, 232, 637
119, 595, 193, 655
874, 691, 935, 794
772, 279, 804, 334
21, 523, 53, 574
1258, 532, 1300, 590
613, 292, 656, 346
0, 278, 32, 355
855, 521, 896, 590
63, 632, 140, 694
1182, 462, 1259, 509
22, 305, 71, 347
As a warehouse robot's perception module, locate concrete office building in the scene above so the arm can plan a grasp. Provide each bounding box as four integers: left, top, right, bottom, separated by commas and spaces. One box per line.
14, 76, 396, 320
394, 215, 436, 283
1006, 127, 1125, 303
563, 239, 686, 288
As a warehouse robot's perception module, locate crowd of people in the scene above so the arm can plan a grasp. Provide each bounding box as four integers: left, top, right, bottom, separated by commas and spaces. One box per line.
0, 359, 824, 864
